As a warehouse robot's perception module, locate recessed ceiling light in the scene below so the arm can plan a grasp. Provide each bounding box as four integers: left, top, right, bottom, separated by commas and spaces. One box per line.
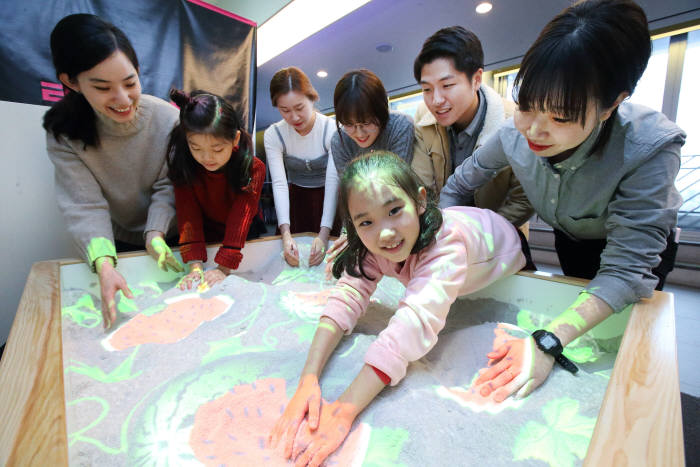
316, 70, 328, 78
476, 2, 493, 14
376, 43, 394, 53
257, 0, 371, 66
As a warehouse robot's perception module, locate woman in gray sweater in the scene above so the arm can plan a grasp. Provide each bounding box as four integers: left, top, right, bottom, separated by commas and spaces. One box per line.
43, 14, 182, 329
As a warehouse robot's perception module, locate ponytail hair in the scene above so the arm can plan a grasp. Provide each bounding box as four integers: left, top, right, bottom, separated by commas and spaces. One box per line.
42, 14, 139, 148
167, 89, 253, 191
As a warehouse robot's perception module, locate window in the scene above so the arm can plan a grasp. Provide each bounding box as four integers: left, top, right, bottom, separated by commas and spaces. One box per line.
675, 30, 700, 231
389, 92, 424, 120
627, 36, 670, 112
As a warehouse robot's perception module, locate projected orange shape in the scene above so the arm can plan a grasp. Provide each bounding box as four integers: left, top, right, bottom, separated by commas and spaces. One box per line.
189, 377, 369, 466
105, 295, 233, 351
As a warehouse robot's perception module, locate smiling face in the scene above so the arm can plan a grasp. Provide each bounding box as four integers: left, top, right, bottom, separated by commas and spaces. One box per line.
513, 105, 602, 158
341, 121, 380, 148
186, 132, 240, 172
420, 57, 481, 131
275, 91, 316, 136
61, 50, 141, 123
347, 176, 426, 263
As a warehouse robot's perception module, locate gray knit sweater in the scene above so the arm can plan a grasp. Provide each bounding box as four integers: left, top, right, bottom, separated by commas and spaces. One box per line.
46, 94, 179, 269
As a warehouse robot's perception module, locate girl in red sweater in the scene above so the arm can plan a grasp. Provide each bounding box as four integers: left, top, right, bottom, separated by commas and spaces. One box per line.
167, 89, 265, 289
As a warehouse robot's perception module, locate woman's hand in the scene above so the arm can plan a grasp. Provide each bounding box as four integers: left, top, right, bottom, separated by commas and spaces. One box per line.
268, 374, 322, 459
178, 262, 204, 290
324, 233, 348, 279
203, 266, 229, 287
475, 333, 554, 402
96, 256, 133, 329
291, 400, 358, 467
146, 231, 184, 272
308, 228, 330, 267
282, 233, 300, 267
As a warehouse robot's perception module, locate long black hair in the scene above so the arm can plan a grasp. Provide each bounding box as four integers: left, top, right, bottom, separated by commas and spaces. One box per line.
332, 151, 442, 280
42, 14, 139, 148
514, 0, 650, 152
167, 89, 253, 191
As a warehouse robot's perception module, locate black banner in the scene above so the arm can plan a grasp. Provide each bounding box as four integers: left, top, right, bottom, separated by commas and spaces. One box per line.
0, 0, 256, 131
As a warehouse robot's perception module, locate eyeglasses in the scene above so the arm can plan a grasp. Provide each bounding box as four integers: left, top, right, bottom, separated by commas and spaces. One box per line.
341, 122, 379, 135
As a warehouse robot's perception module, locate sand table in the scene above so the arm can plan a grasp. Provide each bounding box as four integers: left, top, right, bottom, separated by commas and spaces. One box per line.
60, 238, 618, 466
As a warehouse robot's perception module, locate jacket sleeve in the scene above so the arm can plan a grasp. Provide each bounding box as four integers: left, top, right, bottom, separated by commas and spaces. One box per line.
585, 143, 682, 311
412, 123, 438, 193
46, 133, 116, 271
439, 130, 510, 208
215, 157, 266, 269
495, 168, 534, 227
364, 231, 469, 385
175, 182, 207, 264
322, 255, 382, 333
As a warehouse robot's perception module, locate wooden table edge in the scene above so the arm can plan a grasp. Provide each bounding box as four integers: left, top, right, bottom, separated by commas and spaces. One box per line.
0, 260, 67, 466
0, 254, 684, 465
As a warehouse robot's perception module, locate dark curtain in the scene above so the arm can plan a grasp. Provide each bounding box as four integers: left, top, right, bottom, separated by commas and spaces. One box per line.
0, 0, 256, 131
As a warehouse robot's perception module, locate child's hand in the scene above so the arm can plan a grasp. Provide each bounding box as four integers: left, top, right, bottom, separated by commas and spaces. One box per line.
282, 234, 300, 267
268, 374, 322, 458
308, 236, 327, 267
146, 232, 184, 272
324, 233, 348, 279
203, 266, 230, 287
291, 399, 357, 467
96, 257, 133, 329
178, 263, 204, 290
475, 334, 554, 402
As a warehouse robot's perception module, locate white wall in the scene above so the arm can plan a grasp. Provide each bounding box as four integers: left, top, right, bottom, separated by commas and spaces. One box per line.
0, 100, 77, 345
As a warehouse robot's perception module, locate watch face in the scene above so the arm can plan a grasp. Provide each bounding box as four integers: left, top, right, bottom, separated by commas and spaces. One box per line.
541, 335, 557, 349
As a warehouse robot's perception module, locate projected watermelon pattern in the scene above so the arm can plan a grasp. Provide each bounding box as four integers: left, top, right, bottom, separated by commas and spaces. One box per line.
60, 239, 617, 466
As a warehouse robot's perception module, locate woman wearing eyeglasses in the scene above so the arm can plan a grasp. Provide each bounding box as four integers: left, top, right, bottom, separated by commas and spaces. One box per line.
330, 69, 414, 175
264, 66, 340, 267
323, 69, 415, 269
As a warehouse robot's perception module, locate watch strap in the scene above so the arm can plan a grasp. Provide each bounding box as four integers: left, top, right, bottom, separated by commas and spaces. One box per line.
532, 329, 579, 374
555, 353, 579, 374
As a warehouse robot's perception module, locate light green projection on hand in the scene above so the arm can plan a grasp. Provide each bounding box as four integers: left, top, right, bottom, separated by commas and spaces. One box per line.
513, 397, 595, 467
87, 237, 117, 272
517, 308, 603, 364
150, 236, 184, 272
66, 347, 142, 383
547, 292, 592, 333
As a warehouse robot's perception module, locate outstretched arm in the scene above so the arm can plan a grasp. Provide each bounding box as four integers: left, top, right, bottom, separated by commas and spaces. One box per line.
269, 317, 344, 457
440, 130, 510, 208
477, 292, 613, 401
291, 364, 386, 467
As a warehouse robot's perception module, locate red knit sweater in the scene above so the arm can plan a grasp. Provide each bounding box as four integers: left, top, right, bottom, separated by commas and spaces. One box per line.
175, 157, 265, 269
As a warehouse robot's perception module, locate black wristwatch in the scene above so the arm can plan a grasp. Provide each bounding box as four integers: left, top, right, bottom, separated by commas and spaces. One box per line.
531, 330, 578, 374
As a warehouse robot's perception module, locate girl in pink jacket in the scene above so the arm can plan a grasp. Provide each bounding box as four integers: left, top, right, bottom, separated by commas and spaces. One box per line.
269, 151, 526, 466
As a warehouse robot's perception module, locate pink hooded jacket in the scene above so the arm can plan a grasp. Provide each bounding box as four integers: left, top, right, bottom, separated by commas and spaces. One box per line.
323, 206, 525, 385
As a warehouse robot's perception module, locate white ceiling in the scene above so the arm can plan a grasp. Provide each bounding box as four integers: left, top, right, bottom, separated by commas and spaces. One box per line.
216, 0, 700, 130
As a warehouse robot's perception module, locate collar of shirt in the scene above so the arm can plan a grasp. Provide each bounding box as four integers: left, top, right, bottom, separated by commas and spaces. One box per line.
448, 87, 487, 141
543, 122, 603, 173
